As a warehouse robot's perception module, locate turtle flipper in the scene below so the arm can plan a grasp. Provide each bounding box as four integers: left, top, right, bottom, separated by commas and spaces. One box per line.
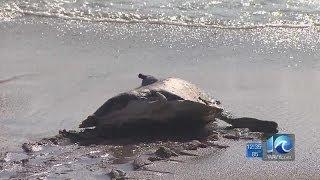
218, 112, 278, 133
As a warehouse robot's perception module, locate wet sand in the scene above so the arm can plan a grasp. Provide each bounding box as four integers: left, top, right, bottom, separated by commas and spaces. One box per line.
1, 17, 320, 179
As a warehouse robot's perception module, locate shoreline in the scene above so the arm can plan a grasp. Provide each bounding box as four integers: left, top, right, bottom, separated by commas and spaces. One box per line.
0, 17, 319, 179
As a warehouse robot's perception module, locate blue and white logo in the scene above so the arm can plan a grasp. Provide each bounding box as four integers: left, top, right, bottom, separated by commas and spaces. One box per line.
274, 135, 293, 154
267, 135, 294, 154
264, 134, 295, 161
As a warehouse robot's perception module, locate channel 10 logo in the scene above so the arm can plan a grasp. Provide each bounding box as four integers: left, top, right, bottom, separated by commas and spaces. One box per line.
263, 134, 295, 161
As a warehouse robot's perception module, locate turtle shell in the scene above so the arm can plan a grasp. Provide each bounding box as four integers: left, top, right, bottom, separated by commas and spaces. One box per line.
79, 78, 222, 129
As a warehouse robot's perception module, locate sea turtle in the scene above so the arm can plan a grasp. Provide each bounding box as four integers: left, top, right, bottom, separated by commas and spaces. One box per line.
79, 74, 278, 134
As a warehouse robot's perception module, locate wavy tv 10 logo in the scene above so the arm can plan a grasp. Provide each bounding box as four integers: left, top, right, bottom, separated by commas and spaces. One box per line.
267, 135, 294, 154
263, 134, 295, 161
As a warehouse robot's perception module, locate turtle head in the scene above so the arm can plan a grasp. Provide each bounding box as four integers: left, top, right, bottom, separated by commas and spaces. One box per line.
138, 73, 147, 79
138, 73, 159, 86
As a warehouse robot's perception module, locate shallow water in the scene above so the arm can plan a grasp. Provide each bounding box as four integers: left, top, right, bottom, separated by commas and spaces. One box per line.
1, 0, 320, 27
0, 6, 320, 179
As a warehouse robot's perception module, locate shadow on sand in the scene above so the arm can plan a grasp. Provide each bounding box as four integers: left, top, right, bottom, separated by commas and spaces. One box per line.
55, 121, 215, 146
50, 118, 277, 146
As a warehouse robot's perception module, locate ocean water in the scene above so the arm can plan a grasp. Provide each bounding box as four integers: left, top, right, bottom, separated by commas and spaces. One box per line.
0, 0, 320, 179
1, 0, 320, 28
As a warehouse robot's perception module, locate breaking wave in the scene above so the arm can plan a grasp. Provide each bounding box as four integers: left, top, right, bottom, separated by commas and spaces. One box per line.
1, 0, 319, 29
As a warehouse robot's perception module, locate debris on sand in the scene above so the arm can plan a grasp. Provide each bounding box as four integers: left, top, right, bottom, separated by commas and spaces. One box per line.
21, 142, 42, 153
108, 169, 126, 180
184, 140, 208, 150
133, 156, 152, 170
222, 134, 240, 140
155, 146, 179, 159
